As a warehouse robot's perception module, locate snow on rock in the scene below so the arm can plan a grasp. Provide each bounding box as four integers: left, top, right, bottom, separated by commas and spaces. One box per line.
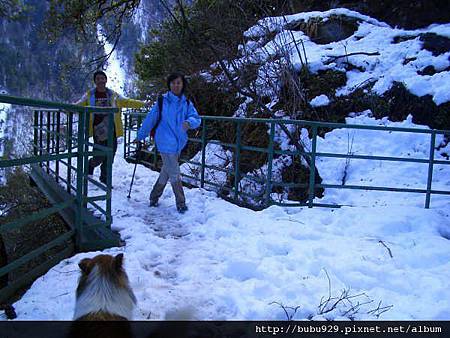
242, 8, 450, 105
180, 142, 233, 188
310, 94, 330, 107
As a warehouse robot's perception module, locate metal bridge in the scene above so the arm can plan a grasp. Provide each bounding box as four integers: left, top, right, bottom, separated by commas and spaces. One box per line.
0, 93, 449, 303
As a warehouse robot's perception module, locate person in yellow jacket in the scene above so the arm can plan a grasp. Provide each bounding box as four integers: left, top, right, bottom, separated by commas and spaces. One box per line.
76, 70, 146, 184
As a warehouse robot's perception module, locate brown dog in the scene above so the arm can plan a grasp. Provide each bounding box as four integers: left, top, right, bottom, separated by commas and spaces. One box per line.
73, 253, 136, 321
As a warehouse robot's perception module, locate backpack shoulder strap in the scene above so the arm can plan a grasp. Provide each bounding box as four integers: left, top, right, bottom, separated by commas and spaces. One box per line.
154, 95, 164, 130
157, 95, 163, 115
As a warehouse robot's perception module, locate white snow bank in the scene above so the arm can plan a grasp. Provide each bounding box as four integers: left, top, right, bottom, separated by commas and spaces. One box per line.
310, 94, 330, 107
243, 9, 450, 105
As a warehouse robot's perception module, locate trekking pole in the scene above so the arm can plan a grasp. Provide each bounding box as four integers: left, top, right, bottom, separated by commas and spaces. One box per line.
127, 142, 142, 199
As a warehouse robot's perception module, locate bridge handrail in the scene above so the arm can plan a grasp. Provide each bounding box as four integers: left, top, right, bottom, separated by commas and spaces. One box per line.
123, 109, 450, 210
122, 110, 450, 135
0, 94, 118, 114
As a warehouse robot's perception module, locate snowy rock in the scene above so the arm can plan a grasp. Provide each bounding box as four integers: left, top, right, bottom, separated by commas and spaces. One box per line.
310, 94, 330, 107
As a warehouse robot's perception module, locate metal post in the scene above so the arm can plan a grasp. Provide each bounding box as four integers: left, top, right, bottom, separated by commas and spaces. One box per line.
51, 111, 56, 155
105, 109, 113, 226
425, 131, 436, 208
124, 113, 128, 159
82, 110, 91, 209
200, 119, 207, 188
39, 111, 43, 166
33, 110, 38, 157
264, 121, 275, 206
234, 122, 242, 201
308, 125, 318, 208
75, 109, 86, 248
55, 111, 60, 183
67, 112, 73, 193
46, 110, 51, 173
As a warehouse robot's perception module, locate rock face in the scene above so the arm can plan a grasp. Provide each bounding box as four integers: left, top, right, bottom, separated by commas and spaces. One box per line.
292, 0, 448, 29
420, 33, 450, 57
286, 15, 359, 44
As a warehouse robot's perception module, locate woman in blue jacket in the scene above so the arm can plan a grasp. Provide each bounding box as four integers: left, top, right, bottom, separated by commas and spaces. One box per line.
137, 73, 201, 213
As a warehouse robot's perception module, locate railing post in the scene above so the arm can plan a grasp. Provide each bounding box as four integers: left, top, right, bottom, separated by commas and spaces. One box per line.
105, 110, 114, 226
82, 110, 90, 209
46, 110, 50, 173
264, 121, 275, 207
124, 112, 129, 159
425, 131, 436, 208
55, 111, 60, 183
33, 110, 38, 157
308, 125, 318, 208
67, 111, 73, 194
200, 119, 207, 188
39, 111, 43, 163
75, 108, 86, 248
51, 111, 56, 155
234, 121, 242, 201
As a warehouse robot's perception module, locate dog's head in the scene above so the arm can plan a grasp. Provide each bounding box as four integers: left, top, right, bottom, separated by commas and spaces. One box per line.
76, 253, 135, 301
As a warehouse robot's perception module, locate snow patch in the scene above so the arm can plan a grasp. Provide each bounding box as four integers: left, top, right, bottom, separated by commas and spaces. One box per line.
310, 94, 330, 107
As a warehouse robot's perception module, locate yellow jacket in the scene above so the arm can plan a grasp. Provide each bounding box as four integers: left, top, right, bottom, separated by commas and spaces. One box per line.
76, 88, 144, 137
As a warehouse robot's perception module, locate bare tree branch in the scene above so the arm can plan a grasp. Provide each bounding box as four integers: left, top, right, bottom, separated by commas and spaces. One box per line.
379, 240, 394, 258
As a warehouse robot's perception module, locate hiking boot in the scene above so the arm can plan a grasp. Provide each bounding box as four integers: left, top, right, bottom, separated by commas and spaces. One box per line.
150, 182, 166, 203
149, 199, 159, 207
177, 205, 188, 214
171, 180, 186, 209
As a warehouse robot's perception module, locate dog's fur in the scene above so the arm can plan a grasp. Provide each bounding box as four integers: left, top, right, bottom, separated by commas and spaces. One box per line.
73, 253, 136, 321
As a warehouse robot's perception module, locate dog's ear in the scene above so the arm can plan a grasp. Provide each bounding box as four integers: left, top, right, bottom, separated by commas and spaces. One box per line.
114, 253, 124, 271
78, 258, 93, 275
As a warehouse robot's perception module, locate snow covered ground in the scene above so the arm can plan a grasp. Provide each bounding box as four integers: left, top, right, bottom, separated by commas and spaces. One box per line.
6, 113, 450, 321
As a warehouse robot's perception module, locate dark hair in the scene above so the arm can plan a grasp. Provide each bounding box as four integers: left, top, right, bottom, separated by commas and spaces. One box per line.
93, 70, 107, 82
167, 72, 187, 94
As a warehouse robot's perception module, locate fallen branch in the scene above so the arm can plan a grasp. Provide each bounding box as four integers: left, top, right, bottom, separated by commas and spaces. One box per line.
367, 300, 394, 319
326, 51, 380, 63
269, 301, 301, 321
379, 240, 393, 258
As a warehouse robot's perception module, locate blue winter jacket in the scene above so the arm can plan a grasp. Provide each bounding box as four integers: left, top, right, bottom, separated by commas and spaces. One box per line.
137, 91, 201, 154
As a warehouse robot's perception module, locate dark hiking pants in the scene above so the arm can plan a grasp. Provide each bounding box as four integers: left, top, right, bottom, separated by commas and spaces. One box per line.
88, 133, 118, 183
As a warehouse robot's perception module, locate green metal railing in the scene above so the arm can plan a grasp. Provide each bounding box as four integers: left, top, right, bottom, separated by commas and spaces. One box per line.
124, 111, 450, 209
0, 94, 119, 302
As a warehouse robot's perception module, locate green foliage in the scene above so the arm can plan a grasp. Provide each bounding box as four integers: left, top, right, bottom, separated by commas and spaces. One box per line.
0, 0, 102, 100
44, 0, 139, 43
0, 0, 28, 20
